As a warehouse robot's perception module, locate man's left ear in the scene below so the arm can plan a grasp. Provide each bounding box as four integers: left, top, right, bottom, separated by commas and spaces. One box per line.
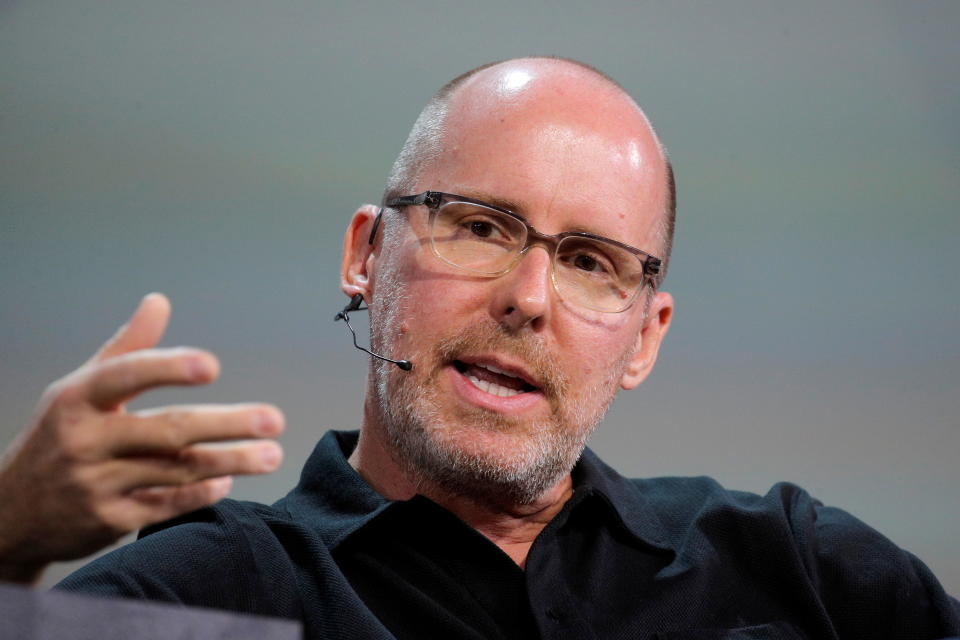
620, 290, 674, 390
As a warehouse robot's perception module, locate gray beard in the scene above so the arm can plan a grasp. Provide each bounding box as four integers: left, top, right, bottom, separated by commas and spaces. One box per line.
370, 284, 627, 506
376, 352, 594, 505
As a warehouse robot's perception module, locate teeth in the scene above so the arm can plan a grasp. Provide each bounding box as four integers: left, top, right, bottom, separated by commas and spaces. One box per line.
466, 373, 522, 397
479, 363, 508, 376
477, 363, 518, 379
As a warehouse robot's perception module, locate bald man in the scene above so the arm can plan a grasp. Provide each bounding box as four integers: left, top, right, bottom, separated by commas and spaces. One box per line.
2, 58, 958, 639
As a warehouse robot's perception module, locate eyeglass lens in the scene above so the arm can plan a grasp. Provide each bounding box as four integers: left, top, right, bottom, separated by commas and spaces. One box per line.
429, 201, 645, 312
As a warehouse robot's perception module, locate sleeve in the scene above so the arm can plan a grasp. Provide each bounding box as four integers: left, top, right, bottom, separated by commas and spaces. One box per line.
54, 501, 303, 620
786, 486, 960, 639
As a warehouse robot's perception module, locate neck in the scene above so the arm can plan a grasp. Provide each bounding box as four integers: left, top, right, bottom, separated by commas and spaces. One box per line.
350, 395, 574, 567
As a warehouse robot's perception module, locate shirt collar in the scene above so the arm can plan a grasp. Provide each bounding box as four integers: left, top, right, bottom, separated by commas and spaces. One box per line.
276, 430, 673, 552
570, 447, 674, 551
275, 430, 392, 549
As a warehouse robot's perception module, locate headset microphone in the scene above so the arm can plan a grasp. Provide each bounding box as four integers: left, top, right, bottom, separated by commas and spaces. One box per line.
334, 294, 413, 371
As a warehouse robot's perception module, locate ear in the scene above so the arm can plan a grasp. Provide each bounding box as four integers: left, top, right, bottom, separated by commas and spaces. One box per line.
620, 290, 674, 390
340, 204, 381, 302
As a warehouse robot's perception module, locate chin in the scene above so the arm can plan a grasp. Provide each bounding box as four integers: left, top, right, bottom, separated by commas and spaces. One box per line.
383, 394, 596, 505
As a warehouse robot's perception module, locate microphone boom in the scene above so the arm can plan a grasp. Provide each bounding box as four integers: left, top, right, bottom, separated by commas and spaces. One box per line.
335, 294, 413, 372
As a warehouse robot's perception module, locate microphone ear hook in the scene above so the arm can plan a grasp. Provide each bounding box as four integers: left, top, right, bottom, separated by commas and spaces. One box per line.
333, 294, 413, 372
334, 293, 367, 322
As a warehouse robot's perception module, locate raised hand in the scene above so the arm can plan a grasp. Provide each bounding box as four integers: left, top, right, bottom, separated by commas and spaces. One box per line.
0, 294, 285, 584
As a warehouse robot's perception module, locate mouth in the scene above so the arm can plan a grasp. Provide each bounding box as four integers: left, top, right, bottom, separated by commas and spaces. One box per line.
452, 358, 539, 398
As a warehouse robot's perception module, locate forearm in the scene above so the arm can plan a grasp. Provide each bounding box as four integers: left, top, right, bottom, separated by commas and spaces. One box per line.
0, 508, 47, 585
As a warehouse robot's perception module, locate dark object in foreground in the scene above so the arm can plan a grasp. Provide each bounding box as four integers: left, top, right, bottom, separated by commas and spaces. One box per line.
0, 582, 301, 640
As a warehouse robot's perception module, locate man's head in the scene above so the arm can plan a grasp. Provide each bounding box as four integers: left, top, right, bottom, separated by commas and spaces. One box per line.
383, 58, 676, 271
341, 57, 674, 505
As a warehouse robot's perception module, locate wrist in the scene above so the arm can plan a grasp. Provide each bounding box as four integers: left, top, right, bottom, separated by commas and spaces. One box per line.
0, 557, 46, 585
0, 510, 47, 585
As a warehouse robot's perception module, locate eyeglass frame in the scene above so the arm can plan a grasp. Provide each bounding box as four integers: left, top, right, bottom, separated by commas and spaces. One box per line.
367, 190, 664, 312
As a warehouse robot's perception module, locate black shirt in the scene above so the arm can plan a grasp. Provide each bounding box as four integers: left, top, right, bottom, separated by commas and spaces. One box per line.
58, 430, 960, 639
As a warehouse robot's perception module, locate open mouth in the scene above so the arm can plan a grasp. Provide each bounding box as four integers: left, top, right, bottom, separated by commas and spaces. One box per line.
453, 360, 538, 398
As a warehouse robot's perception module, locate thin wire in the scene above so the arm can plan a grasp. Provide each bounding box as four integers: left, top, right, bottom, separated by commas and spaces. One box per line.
334, 301, 413, 370
336, 306, 382, 361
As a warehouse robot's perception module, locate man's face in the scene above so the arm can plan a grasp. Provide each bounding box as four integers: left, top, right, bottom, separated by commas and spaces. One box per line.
367, 66, 670, 504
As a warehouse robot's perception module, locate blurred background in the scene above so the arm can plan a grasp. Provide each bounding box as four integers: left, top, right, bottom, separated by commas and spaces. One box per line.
1, 1, 957, 591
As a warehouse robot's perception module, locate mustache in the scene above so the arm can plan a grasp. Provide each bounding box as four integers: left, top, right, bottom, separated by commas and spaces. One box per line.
433, 321, 568, 404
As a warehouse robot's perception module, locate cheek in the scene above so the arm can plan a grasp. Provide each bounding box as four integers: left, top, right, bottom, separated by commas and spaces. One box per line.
559, 321, 639, 386
399, 258, 493, 331
391, 277, 484, 350
564, 344, 605, 383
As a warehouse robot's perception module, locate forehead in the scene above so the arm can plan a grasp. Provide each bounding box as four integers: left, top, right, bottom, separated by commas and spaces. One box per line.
419, 63, 667, 252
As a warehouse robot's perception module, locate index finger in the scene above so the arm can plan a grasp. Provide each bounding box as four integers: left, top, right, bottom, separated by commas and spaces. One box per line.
85, 347, 219, 410
90, 293, 171, 364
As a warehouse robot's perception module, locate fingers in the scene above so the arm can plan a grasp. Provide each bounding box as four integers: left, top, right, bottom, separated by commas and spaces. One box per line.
85, 347, 220, 410
92, 293, 171, 364
131, 475, 234, 511
105, 404, 285, 455
126, 476, 234, 527
100, 440, 283, 492
0, 292, 290, 573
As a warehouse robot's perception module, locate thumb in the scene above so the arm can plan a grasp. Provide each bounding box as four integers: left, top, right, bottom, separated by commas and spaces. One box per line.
91, 293, 172, 363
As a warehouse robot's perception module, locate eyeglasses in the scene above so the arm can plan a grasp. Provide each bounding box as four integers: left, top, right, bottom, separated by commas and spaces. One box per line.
369, 191, 662, 313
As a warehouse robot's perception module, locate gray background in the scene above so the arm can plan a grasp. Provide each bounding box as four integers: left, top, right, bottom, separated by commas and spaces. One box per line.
1, 1, 957, 592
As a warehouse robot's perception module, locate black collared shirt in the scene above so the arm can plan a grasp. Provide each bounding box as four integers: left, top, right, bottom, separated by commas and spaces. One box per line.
58, 430, 960, 639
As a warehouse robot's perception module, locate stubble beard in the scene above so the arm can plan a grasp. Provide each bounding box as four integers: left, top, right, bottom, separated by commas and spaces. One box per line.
370, 265, 630, 506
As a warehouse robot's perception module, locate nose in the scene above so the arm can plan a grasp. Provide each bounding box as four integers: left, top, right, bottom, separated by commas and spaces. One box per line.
490, 246, 553, 332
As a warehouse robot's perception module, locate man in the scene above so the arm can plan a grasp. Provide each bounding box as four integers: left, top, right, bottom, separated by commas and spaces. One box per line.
1, 58, 958, 638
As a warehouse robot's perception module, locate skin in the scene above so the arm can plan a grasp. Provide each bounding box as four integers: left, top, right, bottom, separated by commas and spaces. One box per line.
0, 293, 285, 584
0, 58, 672, 583
343, 59, 674, 566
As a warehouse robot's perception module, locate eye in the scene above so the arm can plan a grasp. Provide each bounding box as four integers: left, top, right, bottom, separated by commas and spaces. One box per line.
564, 250, 614, 276
469, 220, 495, 238
573, 253, 602, 272
557, 238, 625, 281
456, 215, 512, 242
436, 202, 524, 248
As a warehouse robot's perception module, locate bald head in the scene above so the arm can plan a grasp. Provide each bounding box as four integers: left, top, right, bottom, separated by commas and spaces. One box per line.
383, 57, 676, 271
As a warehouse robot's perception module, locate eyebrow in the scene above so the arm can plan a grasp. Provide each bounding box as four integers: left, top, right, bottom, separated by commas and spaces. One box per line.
454, 189, 620, 241
455, 189, 527, 218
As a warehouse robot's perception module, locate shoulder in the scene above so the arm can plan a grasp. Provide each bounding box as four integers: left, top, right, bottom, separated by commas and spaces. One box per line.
630, 475, 819, 532
137, 496, 295, 549
631, 476, 960, 635
630, 475, 909, 564
55, 498, 312, 617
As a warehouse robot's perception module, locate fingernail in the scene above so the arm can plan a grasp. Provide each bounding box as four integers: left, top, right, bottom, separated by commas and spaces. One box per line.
188, 356, 210, 381
260, 444, 282, 469
253, 409, 278, 435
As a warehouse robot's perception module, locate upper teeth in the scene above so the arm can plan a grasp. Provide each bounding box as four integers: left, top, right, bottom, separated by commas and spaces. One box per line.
478, 363, 513, 377
466, 374, 522, 397
466, 363, 526, 398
